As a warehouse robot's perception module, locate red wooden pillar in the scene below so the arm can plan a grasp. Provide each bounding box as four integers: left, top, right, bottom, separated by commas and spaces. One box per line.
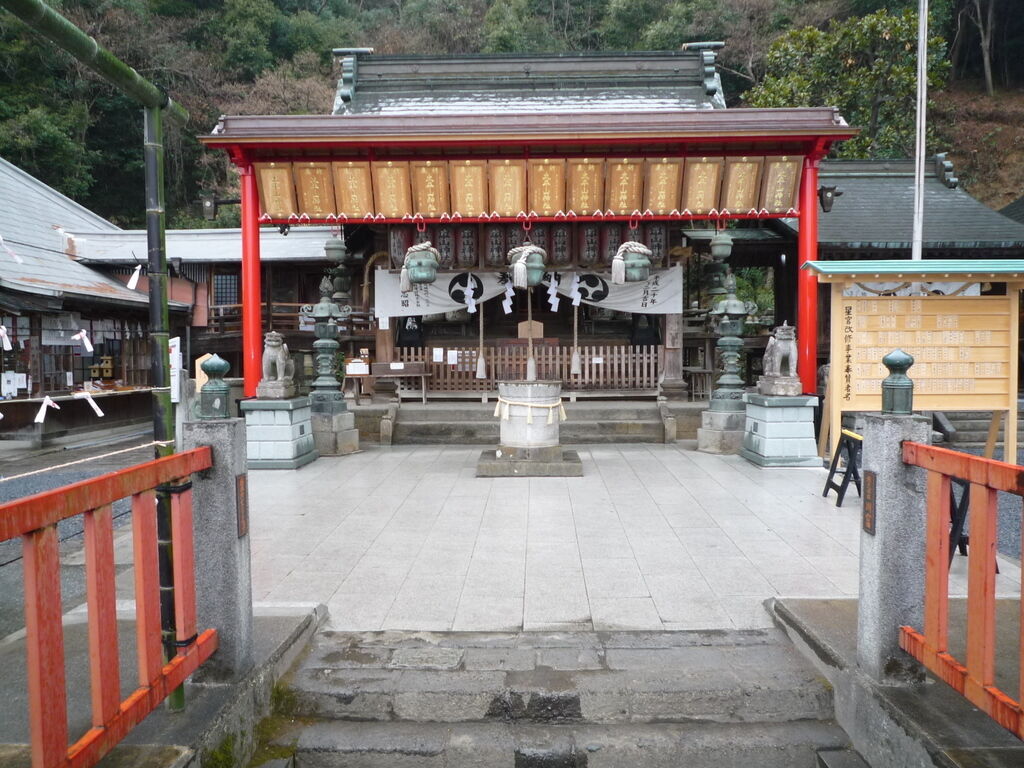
797, 156, 820, 394
240, 163, 262, 397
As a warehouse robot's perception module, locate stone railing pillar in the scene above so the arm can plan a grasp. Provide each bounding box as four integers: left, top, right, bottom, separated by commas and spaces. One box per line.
856, 412, 930, 681
181, 415, 253, 680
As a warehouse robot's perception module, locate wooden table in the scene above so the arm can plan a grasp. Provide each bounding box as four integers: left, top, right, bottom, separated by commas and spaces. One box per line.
370, 362, 431, 403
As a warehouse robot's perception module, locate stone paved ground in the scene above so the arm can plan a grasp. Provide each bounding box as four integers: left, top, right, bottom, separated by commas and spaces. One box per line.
247, 442, 1022, 632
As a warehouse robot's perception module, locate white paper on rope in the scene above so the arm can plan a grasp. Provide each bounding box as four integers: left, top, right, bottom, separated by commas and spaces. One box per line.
1, 371, 14, 397
34, 396, 60, 423
375, 267, 683, 318
73, 391, 104, 417
169, 337, 182, 404
0, 325, 11, 351
71, 329, 93, 353
127, 264, 142, 290
66, 371, 73, 387
568, 273, 582, 307
547, 274, 560, 312
16, 373, 26, 389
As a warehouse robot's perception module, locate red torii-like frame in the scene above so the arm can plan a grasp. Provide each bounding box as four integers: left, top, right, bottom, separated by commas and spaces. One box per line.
208, 112, 851, 397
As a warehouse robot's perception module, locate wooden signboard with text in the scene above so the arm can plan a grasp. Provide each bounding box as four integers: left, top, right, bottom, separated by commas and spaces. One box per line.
826, 283, 1020, 460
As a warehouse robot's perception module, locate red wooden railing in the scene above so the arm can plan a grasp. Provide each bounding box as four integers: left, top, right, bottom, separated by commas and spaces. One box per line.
899, 442, 1024, 739
0, 448, 219, 768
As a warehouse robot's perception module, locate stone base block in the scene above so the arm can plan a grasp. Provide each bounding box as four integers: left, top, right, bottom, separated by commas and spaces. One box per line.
255, 379, 296, 400
241, 396, 318, 469
476, 449, 583, 477
696, 408, 745, 454
496, 444, 563, 462
658, 378, 690, 401
314, 427, 360, 456
741, 393, 820, 467
757, 376, 802, 397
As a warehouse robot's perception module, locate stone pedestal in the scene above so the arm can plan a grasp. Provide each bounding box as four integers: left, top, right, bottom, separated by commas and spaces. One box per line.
256, 378, 295, 400
696, 409, 746, 454
477, 380, 582, 477
756, 375, 802, 397
311, 391, 359, 455
240, 396, 317, 469
739, 393, 819, 467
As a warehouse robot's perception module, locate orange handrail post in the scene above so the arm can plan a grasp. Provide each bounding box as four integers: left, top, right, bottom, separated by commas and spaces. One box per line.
900, 441, 1024, 740
1, 447, 219, 768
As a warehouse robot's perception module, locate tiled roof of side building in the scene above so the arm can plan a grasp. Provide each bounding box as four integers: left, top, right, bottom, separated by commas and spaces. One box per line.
0, 156, 180, 308
778, 156, 1024, 250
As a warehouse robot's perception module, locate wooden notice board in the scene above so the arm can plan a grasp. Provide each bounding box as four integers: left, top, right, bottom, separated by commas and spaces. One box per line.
827, 285, 1020, 459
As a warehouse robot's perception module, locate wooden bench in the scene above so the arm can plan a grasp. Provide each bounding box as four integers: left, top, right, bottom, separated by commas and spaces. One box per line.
370, 362, 431, 404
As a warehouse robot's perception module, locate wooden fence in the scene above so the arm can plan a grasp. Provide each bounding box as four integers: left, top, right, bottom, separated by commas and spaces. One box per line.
0, 448, 218, 768
899, 441, 1024, 741
394, 345, 661, 395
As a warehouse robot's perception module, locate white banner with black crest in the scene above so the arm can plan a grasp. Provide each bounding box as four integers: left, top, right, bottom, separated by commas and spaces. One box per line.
375, 267, 682, 318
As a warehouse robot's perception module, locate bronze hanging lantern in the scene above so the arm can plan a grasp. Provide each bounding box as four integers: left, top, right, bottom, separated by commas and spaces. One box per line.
400, 241, 440, 291
612, 241, 653, 284
508, 243, 547, 288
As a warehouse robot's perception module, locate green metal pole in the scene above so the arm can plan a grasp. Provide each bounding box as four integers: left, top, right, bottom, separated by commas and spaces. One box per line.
144, 106, 184, 711
1, 0, 193, 711
0, 0, 188, 124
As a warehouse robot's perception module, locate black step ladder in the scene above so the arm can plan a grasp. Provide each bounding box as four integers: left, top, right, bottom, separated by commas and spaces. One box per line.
823, 429, 862, 506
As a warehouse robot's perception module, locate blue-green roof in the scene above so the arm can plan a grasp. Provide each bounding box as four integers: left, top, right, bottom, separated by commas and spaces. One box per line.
803, 259, 1024, 277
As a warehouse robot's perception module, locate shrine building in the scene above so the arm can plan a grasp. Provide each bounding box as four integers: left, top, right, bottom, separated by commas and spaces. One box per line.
199, 48, 856, 399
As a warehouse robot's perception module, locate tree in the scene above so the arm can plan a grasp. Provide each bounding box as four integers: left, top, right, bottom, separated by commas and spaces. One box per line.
965, 0, 996, 95
744, 9, 949, 158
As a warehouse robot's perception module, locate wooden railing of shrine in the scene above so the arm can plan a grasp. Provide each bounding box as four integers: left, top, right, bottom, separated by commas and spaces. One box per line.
0, 448, 218, 768
395, 345, 661, 394
209, 303, 373, 335
899, 442, 1024, 740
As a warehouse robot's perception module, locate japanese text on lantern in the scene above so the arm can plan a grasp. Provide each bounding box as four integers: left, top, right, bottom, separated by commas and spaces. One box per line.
490, 160, 525, 217
837, 295, 1013, 410
451, 161, 486, 217
645, 160, 682, 215
607, 160, 641, 215
529, 159, 564, 217
568, 160, 602, 213
762, 158, 798, 213
683, 159, 721, 214
723, 158, 760, 211
333, 162, 373, 218
413, 161, 449, 217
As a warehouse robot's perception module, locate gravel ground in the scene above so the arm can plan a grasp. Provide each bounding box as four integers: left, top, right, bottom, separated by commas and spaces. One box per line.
955, 444, 1022, 564
0, 439, 154, 639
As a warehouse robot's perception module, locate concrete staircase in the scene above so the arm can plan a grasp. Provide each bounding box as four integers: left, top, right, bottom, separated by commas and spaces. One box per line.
262, 630, 857, 767
392, 402, 668, 445
939, 405, 1024, 451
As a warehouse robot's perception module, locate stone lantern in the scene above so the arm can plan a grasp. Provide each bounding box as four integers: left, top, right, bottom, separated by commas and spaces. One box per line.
299, 276, 359, 455
325, 235, 352, 304
708, 271, 749, 412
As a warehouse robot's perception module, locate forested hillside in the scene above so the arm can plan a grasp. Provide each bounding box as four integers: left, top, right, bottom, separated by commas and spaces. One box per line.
1, 0, 1020, 226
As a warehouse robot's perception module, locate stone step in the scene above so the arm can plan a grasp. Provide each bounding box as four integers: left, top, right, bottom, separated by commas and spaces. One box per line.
395, 404, 663, 423
287, 720, 849, 768
393, 421, 499, 444
947, 430, 1024, 444
560, 421, 663, 443
283, 630, 834, 726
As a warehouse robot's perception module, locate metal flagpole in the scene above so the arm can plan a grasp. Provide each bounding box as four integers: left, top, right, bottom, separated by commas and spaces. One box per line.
912, 0, 929, 260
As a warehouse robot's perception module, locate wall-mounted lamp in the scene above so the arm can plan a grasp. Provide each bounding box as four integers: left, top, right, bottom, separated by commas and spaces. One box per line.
818, 185, 843, 213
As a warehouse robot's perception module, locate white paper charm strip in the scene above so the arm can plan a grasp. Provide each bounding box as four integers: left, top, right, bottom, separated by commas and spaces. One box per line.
72, 329, 93, 353
465, 286, 477, 314
502, 283, 515, 315
34, 396, 60, 424
0, 234, 23, 264
569, 273, 582, 307
127, 264, 142, 290
73, 391, 104, 417
0, 325, 11, 352
547, 274, 560, 311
